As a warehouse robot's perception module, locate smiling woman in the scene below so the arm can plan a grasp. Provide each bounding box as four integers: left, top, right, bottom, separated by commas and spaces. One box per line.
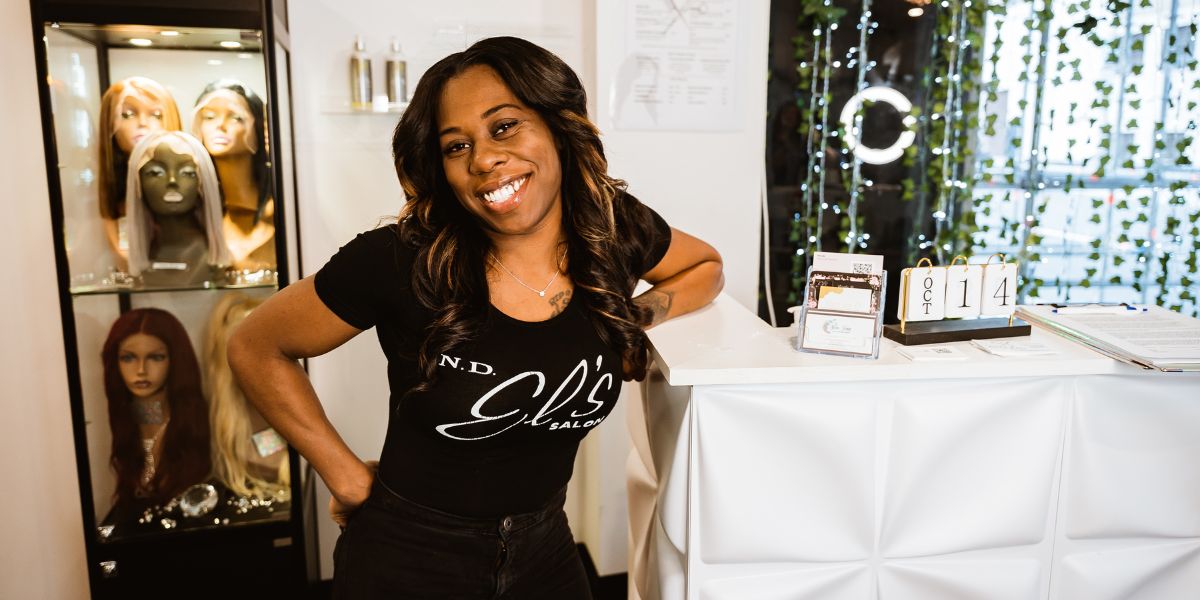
227, 36, 724, 599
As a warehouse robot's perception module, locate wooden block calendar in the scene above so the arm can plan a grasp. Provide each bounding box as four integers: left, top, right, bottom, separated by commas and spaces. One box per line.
883, 255, 1030, 346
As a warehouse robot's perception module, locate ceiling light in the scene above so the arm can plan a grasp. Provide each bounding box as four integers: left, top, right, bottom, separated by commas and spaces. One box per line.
208, 59, 223, 66
129, 38, 153, 47
908, 7, 924, 17
219, 41, 242, 49
160, 30, 180, 37
237, 53, 253, 59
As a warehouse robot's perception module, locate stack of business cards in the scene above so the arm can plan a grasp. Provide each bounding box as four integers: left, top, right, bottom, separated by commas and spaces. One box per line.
895, 344, 970, 361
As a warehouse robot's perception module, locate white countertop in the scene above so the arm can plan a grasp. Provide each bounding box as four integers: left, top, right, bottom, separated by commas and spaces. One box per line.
646, 294, 1131, 386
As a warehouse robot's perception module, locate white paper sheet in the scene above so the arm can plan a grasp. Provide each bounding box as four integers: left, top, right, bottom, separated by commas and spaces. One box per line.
1021, 305, 1200, 361
611, 0, 740, 131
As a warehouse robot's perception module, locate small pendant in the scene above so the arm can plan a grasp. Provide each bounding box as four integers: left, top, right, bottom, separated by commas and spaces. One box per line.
539, 291, 546, 297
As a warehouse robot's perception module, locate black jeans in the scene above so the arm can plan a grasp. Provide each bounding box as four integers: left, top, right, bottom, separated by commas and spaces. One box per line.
333, 478, 593, 599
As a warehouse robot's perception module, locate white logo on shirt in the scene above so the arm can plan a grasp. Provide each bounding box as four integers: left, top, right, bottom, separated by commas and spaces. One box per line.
434, 354, 614, 441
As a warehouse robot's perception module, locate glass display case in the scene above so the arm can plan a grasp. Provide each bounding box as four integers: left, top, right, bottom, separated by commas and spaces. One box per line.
30, 1, 313, 595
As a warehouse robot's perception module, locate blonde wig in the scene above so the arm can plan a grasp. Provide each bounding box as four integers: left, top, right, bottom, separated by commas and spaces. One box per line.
205, 293, 290, 500
124, 131, 232, 277
98, 77, 183, 220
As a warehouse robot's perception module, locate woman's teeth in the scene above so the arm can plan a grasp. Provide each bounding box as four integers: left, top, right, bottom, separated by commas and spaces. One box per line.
483, 177, 526, 204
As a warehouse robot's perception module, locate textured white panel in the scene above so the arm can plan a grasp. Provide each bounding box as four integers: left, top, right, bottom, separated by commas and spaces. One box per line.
1065, 376, 1200, 539
879, 559, 1043, 600
650, 518, 686, 600
881, 378, 1066, 557
646, 380, 693, 554
696, 385, 875, 563
1057, 541, 1200, 600
699, 565, 872, 600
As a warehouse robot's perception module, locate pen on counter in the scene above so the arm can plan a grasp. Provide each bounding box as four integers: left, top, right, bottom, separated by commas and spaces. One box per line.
1050, 303, 1147, 314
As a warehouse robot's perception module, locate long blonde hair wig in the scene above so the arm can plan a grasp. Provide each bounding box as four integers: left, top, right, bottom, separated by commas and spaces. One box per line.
124, 131, 232, 276
206, 293, 290, 499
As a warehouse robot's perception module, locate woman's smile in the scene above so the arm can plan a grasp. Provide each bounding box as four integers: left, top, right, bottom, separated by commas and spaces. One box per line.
477, 174, 530, 213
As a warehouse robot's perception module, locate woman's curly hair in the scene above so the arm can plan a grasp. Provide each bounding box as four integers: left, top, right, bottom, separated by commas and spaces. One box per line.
391, 36, 662, 392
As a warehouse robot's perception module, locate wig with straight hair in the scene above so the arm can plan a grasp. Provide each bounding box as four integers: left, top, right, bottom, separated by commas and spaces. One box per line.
125, 131, 233, 277
391, 36, 663, 393
98, 77, 183, 221
192, 79, 273, 224
205, 293, 290, 500
101, 308, 211, 506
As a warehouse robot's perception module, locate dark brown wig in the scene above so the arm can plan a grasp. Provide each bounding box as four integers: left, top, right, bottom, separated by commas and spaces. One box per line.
101, 308, 211, 505
391, 36, 663, 391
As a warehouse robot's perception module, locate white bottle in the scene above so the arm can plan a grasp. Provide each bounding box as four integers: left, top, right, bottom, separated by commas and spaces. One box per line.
385, 38, 408, 106
350, 35, 372, 110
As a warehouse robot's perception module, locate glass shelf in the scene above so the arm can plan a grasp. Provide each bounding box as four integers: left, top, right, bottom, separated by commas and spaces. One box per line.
70, 271, 278, 296
97, 488, 290, 545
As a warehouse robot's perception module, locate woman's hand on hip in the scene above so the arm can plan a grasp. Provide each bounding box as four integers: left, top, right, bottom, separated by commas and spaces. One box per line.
330, 459, 377, 528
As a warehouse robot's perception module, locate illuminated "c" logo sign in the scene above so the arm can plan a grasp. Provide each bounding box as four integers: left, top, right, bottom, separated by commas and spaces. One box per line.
839, 86, 917, 165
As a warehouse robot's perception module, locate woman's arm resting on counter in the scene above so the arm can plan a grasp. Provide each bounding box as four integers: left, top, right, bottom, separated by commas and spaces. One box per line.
226, 276, 374, 522
636, 227, 725, 328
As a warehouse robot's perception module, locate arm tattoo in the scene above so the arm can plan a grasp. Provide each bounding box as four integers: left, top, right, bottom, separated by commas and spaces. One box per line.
548, 289, 573, 317
636, 289, 673, 327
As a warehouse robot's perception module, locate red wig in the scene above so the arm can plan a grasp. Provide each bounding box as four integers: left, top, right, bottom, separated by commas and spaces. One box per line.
101, 308, 211, 506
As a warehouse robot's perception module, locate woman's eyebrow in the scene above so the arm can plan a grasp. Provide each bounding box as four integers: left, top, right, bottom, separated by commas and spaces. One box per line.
438, 103, 522, 137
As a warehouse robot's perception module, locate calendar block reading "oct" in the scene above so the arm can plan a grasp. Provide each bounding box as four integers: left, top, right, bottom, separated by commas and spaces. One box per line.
899, 266, 946, 322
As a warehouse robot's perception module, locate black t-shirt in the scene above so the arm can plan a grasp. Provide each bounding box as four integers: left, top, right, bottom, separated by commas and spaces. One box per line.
314, 201, 671, 517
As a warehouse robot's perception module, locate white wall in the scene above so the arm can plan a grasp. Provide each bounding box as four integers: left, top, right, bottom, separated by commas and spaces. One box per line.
0, 1, 91, 598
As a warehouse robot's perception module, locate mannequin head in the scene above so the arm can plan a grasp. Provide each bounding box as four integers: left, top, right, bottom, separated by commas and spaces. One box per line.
194, 89, 257, 157
101, 308, 211, 505
116, 332, 170, 400
98, 77, 182, 220
125, 131, 232, 276
139, 144, 201, 217
206, 293, 290, 499
192, 80, 272, 222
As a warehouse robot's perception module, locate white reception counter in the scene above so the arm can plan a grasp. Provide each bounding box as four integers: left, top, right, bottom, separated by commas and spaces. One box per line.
630, 295, 1200, 600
